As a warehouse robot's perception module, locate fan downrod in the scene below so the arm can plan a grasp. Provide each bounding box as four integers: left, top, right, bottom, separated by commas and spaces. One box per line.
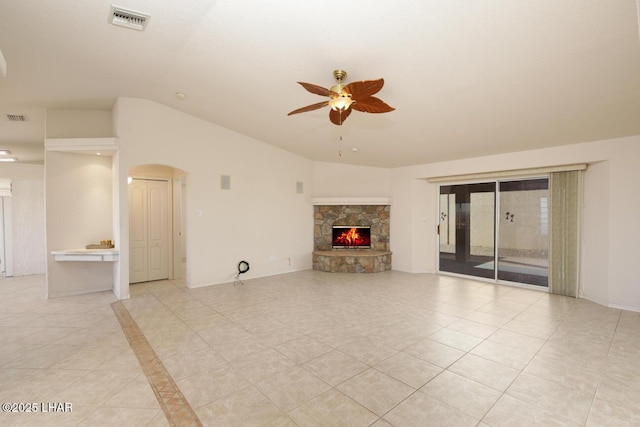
331, 69, 348, 94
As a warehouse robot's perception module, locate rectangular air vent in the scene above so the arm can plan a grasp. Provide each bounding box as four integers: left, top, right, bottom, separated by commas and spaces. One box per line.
6, 114, 28, 122
109, 5, 150, 31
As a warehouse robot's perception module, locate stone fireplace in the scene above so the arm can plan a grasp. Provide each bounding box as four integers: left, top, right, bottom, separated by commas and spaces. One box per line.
312, 199, 392, 273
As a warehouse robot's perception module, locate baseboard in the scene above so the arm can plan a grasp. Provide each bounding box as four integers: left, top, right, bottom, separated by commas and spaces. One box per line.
609, 303, 640, 313
47, 285, 113, 299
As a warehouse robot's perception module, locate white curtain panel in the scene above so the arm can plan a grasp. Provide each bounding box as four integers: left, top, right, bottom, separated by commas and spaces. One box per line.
549, 170, 582, 297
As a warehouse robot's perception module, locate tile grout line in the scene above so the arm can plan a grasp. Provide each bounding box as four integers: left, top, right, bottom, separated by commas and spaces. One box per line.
111, 301, 203, 427
585, 309, 623, 425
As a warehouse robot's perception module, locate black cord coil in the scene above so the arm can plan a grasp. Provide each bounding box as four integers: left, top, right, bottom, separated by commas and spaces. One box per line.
237, 260, 250, 275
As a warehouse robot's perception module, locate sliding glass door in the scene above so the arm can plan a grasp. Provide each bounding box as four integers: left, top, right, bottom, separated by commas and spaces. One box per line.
497, 179, 549, 286
439, 183, 496, 280
439, 178, 549, 287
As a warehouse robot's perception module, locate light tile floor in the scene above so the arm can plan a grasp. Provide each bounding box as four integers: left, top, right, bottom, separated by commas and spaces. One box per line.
1, 271, 639, 426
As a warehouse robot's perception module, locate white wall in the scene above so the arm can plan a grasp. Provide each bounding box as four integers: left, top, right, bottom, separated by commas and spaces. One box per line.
0, 163, 44, 181
38, 99, 639, 312
390, 135, 640, 311
581, 160, 609, 306
387, 168, 432, 273
312, 162, 391, 197
46, 109, 113, 138
310, 160, 437, 274
606, 139, 640, 311
113, 98, 313, 297
45, 151, 114, 297
0, 163, 45, 277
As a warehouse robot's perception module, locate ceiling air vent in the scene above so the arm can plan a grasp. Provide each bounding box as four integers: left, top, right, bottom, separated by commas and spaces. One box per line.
109, 5, 150, 31
6, 114, 28, 122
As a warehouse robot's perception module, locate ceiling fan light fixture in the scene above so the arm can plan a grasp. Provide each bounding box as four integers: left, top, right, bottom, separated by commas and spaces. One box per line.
288, 69, 394, 125
328, 94, 354, 111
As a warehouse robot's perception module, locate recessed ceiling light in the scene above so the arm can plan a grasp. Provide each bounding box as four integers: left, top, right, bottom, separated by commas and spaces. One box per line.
0, 150, 10, 155
351, 147, 359, 152
175, 92, 187, 101
0, 157, 17, 162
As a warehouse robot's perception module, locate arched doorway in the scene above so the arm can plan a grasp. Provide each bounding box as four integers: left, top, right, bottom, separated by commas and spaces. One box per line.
128, 164, 187, 284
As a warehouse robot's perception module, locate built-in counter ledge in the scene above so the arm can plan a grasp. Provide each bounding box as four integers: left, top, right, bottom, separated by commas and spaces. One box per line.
51, 249, 119, 262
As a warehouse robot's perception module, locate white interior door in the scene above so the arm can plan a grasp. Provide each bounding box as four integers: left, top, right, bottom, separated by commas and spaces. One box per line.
129, 179, 170, 283
129, 179, 148, 283
147, 180, 169, 281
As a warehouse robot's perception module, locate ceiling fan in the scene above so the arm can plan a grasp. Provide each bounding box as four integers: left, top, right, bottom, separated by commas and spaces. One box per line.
288, 69, 395, 125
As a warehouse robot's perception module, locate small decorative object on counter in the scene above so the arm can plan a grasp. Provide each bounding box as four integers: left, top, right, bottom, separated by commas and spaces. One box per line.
86, 239, 114, 249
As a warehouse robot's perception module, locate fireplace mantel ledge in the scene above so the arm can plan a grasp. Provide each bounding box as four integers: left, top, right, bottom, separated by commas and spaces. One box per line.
311, 197, 391, 206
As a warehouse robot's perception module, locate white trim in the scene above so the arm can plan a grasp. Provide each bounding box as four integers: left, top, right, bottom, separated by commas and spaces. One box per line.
48, 286, 113, 298
427, 163, 587, 183
609, 303, 640, 313
311, 197, 391, 205
45, 137, 117, 155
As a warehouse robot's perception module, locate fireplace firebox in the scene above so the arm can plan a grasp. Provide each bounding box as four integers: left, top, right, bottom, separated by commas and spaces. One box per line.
332, 226, 371, 249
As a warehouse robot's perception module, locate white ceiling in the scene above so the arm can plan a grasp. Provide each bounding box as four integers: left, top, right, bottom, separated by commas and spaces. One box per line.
1, 0, 639, 167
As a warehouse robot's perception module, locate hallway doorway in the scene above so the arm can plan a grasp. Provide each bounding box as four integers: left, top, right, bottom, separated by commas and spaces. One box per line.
129, 178, 170, 283
128, 165, 187, 284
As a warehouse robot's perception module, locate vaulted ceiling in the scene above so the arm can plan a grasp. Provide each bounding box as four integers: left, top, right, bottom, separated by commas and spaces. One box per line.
1, 1, 639, 167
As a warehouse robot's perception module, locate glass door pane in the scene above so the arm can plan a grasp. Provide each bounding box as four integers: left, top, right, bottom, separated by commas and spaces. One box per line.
439, 183, 495, 279
497, 179, 549, 286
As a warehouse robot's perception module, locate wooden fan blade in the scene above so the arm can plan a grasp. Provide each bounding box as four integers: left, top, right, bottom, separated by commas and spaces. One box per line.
297, 82, 334, 97
288, 101, 329, 116
344, 79, 384, 98
329, 107, 352, 125
351, 96, 395, 113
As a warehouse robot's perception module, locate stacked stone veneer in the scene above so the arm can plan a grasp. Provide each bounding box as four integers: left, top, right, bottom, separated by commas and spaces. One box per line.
313, 205, 391, 273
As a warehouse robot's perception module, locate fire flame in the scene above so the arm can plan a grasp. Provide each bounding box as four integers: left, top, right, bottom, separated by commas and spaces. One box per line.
334, 227, 367, 246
